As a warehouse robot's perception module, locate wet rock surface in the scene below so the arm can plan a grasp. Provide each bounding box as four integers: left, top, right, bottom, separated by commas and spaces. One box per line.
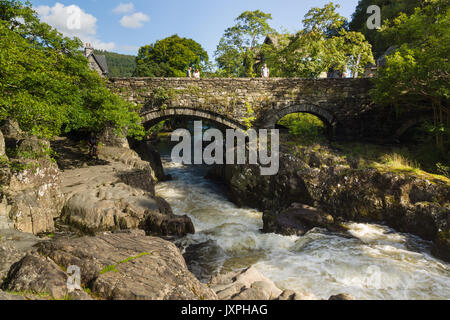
263, 203, 345, 236
2, 230, 217, 300
209, 266, 349, 300
209, 266, 284, 300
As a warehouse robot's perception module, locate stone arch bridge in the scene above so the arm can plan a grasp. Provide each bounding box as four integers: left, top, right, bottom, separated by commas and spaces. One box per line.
109, 78, 419, 141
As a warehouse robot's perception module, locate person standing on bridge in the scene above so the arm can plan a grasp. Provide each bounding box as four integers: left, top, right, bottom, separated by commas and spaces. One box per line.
193, 68, 200, 79
261, 63, 270, 78
186, 66, 192, 78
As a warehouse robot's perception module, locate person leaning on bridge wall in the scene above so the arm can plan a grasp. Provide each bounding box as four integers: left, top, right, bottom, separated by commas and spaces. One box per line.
186, 66, 192, 78
193, 68, 200, 79
261, 63, 270, 78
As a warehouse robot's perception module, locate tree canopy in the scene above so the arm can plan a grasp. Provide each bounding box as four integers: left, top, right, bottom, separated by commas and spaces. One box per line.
0, 0, 144, 139
371, 0, 449, 151
133, 35, 209, 77
349, 0, 424, 57
262, 3, 374, 78
215, 10, 274, 77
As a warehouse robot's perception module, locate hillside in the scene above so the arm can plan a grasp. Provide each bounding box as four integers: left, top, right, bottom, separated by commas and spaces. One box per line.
94, 50, 136, 77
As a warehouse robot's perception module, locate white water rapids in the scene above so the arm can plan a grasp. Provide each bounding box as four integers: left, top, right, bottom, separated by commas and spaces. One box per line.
156, 159, 450, 300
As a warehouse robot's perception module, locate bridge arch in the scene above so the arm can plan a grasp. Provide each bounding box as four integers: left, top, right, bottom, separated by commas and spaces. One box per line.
260, 104, 337, 138
141, 107, 246, 130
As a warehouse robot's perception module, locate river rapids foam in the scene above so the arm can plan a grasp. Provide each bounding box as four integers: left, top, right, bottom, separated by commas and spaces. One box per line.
156, 160, 450, 300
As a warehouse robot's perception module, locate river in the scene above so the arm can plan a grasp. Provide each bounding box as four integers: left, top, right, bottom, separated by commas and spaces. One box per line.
155, 153, 450, 300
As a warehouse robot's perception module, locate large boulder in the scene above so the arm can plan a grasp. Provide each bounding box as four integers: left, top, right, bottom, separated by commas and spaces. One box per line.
262, 203, 344, 236
209, 266, 319, 300
3, 135, 65, 235
0, 132, 64, 235
0, 120, 23, 150
7, 157, 64, 234
60, 151, 193, 237
0, 229, 41, 287
3, 252, 75, 299
432, 231, 450, 262
209, 266, 283, 300
98, 126, 129, 149
2, 231, 217, 300
130, 139, 167, 181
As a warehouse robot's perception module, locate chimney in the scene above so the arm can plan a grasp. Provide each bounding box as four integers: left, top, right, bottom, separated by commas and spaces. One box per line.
85, 43, 94, 57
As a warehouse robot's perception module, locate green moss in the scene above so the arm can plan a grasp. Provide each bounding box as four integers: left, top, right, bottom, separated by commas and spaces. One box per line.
242, 102, 256, 130
100, 252, 152, 275
3, 290, 71, 300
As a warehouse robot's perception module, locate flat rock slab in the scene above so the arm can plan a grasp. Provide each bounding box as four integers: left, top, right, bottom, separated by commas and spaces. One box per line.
60, 157, 193, 236
209, 266, 286, 300
3, 230, 216, 300
0, 229, 41, 287
0, 290, 26, 300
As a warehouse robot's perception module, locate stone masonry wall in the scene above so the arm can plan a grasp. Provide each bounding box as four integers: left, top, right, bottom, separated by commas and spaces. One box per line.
109, 78, 421, 140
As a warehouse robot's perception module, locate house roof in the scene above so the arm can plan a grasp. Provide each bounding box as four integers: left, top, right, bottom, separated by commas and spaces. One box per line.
376, 46, 397, 67
89, 54, 109, 74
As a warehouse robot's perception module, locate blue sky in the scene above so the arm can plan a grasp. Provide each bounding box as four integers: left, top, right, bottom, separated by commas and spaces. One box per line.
28, 0, 360, 57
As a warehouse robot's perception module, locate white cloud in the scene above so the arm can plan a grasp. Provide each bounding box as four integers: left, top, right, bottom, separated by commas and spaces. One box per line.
113, 3, 135, 14
35, 3, 115, 51
120, 12, 149, 29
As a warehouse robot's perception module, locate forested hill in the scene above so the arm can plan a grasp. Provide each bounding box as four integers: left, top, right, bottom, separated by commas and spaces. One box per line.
94, 50, 136, 77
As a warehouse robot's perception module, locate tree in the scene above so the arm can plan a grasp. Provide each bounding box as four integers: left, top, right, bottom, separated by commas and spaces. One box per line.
0, 0, 144, 139
215, 10, 275, 77
349, 0, 424, 57
133, 35, 208, 77
263, 3, 374, 78
372, 0, 449, 151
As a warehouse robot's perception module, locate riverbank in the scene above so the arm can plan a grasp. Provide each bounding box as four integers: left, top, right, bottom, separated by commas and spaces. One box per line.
0, 127, 214, 300
206, 136, 450, 263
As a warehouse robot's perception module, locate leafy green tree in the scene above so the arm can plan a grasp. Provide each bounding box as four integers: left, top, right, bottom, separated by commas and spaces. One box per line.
349, 0, 424, 57
215, 10, 275, 77
372, 0, 449, 151
133, 35, 208, 77
263, 3, 374, 78
0, 0, 144, 139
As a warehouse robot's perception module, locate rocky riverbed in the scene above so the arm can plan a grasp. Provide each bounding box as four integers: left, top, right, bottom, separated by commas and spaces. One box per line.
0, 124, 211, 300
0, 122, 448, 300
0, 125, 331, 300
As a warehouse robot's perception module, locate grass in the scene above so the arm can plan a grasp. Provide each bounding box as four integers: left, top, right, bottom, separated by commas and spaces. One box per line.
100, 252, 152, 275
276, 112, 450, 184
378, 153, 419, 171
